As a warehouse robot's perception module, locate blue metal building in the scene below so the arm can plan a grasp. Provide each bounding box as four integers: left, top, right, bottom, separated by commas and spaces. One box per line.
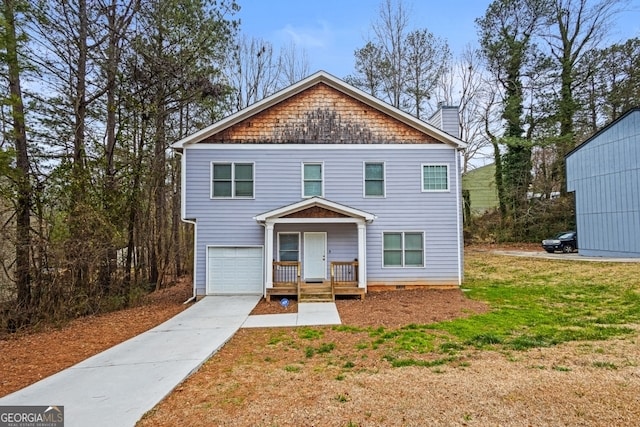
566, 108, 640, 258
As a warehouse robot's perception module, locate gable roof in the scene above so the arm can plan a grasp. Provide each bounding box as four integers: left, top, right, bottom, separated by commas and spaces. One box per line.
254, 197, 376, 223
172, 70, 466, 150
566, 107, 640, 159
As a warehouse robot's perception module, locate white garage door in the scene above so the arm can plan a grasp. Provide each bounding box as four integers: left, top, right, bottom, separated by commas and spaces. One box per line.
207, 247, 264, 295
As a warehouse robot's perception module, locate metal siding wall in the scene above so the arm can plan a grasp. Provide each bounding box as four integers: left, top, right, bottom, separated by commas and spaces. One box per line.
566, 110, 640, 257
184, 145, 461, 292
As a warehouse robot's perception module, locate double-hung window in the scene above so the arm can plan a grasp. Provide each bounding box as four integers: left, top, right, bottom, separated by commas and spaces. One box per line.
383, 232, 424, 267
211, 162, 254, 198
278, 233, 300, 262
422, 164, 449, 191
303, 163, 323, 197
364, 162, 385, 197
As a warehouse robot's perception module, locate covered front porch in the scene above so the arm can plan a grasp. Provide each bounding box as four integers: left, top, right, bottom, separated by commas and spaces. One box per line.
253, 197, 376, 301
269, 259, 363, 301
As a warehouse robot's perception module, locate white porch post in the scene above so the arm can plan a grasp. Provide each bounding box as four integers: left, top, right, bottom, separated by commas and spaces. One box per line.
265, 222, 274, 289
357, 221, 366, 288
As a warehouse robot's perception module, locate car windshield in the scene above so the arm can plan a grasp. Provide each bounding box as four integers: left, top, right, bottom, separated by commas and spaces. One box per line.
556, 232, 574, 239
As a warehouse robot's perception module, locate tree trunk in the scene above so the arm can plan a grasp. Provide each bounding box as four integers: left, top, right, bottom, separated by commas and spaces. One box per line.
4, 0, 32, 312
150, 99, 167, 289
492, 138, 507, 224
69, 0, 90, 292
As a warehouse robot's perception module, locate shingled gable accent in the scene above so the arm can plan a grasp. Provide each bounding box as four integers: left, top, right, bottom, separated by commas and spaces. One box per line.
283, 206, 350, 219
204, 83, 437, 144
254, 197, 376, 223
171, 71, 467, 149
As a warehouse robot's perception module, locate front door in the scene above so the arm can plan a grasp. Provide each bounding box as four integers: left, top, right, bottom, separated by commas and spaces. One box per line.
303, 232, 326, 281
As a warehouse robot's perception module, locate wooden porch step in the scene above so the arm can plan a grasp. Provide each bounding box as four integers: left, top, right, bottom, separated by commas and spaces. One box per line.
299, 284, 334, 302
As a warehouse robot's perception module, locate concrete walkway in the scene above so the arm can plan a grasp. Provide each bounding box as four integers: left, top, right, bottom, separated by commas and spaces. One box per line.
0, 296, 341, 427
242, 302, 341, 328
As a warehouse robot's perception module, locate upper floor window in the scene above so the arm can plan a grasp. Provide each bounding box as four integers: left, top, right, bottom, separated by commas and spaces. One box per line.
364, 162, 385, 197
211, 162, 254, 198
383, 232, 424, 267
303, 163, 323, 197
422, 164, 449, 191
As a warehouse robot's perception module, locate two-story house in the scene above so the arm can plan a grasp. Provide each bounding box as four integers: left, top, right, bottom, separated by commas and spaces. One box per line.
172, 71, 466, 301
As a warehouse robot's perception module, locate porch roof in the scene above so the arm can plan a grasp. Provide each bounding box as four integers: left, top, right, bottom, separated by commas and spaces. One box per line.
253, 197, 376, 223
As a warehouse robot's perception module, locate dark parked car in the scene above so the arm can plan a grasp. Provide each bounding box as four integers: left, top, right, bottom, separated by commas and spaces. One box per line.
542, 231, 578, 253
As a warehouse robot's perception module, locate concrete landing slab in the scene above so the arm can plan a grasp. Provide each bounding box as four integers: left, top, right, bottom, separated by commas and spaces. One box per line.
242, 302, 341, 328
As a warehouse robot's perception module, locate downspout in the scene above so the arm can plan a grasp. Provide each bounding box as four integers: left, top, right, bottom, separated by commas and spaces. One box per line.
175, 150, 198, 304
455, 148, 463, 286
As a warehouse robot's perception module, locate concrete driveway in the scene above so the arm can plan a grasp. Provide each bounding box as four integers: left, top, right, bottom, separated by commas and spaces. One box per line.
0, 296, 259, 427
0, 295, 342, 427
491, 250, 640, 263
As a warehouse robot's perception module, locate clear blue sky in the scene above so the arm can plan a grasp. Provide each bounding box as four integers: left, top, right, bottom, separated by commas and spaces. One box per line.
236, 0, 640, 79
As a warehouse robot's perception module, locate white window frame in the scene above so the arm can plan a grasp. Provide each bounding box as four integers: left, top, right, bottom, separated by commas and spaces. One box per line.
301, 162, 324, 198
210, 162, 255, 199
277, 232, 300, 262
382, 231, 425, 268
363, 161, 386, 198
421, 163, 449, 192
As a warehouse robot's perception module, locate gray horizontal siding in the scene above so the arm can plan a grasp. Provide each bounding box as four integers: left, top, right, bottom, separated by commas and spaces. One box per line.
185, 145, 461, 293
427, 106, 460, 138
566, 110, 640, 257
275, 223, 359, 279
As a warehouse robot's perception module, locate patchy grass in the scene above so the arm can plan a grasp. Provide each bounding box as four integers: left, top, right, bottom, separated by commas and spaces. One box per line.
427, 255, 640, 352
286, 255, 640, 369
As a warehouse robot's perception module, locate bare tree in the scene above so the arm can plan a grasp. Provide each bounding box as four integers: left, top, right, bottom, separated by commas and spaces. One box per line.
349, 0, 450, 117
227, 35, 281, 111
542, 0, 626, 191
279, 40, 310, 86
224, 36, 310, 113
403, 29, 450, 119
373, 0, 410, 108
438, 46, 492, 173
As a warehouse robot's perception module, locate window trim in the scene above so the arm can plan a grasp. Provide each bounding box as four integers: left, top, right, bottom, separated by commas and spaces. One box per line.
421, 163, 450, 192
210, 161, 255, 199
277, 232, 300, 262
363, 161, 386, 198
382, 231, 425, 268
301, 162, 324, 198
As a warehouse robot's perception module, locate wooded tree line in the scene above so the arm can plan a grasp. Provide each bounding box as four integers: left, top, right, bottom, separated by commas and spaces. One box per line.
0, 0, 638, 329
346, 0, 638, 240
0, 0, 314, 330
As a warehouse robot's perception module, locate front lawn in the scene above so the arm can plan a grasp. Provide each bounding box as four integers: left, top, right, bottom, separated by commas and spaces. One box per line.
138, 252, 640, 426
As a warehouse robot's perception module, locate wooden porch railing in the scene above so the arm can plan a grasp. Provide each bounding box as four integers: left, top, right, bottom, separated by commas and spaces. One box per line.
273, 261, 300, 287
330, 261, 358, 287
268, 260, 364, 301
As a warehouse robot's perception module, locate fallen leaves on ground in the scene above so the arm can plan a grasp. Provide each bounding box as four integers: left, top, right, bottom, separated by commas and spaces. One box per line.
0, 280, 191, 397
